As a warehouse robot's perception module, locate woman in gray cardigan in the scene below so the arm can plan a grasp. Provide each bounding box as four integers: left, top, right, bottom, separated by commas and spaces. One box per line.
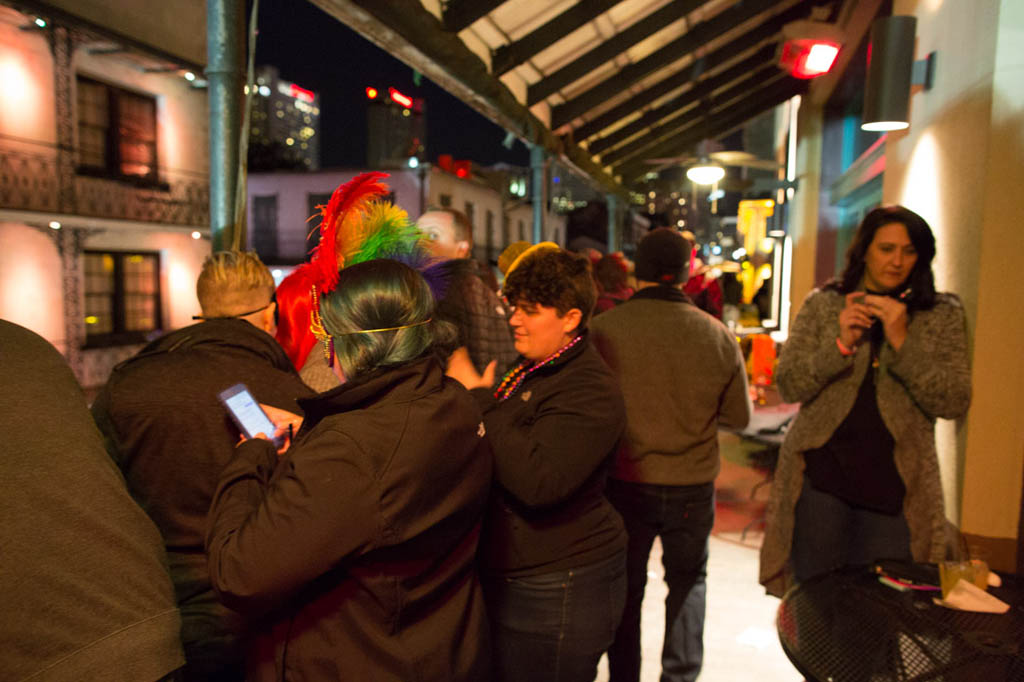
759, 206, 971, 597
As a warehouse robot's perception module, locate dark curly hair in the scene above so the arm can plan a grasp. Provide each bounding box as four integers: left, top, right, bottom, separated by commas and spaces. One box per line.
503, 249, 597, 329
825, 205, 937, 310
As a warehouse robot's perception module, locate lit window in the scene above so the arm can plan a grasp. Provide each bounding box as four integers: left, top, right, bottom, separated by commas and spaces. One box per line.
84, 251, 161, 346
76, 76, 158, 182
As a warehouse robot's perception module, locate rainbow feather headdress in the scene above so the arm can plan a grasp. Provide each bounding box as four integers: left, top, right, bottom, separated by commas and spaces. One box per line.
274, 172, 431, 370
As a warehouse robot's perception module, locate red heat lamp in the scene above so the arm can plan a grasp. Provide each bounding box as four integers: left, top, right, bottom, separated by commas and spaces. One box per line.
777, 20, 843, 79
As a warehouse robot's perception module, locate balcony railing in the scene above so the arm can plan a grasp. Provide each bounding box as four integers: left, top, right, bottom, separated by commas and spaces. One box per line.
0, 141, 208, 227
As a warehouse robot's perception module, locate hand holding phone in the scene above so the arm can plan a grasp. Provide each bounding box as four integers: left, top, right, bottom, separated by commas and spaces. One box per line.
838, 292, 872, 349
218, 383, 285, 448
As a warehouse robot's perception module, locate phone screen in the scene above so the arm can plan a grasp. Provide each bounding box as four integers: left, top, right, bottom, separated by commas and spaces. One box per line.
219, 383, 277, 440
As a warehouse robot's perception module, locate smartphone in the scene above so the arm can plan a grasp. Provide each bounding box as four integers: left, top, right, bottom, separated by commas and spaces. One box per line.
218, 383, 281, 445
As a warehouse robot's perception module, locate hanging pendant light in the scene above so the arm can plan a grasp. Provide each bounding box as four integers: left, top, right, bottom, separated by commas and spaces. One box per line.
687, 161, 725, 185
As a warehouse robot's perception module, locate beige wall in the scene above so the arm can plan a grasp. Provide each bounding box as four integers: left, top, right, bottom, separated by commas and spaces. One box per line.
0, 10, 56, 151
0, 223, 65, 349
47, 0, 206, 66
884, 0, 1024, 550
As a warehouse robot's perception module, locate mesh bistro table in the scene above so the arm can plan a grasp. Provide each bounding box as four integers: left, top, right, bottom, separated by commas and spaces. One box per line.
776, 566, 1024, 681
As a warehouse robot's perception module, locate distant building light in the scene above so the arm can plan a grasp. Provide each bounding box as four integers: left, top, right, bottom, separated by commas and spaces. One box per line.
711, 245, 722, 255
408, 157, 419, 169
732, 247, 747, 260
552, 176, 560, 184
34, 17, 46, 28
258, 85, 270, 97
648, 191, 656, 198
48, 220, 61, 230
768, 229, 786, 237
402, 108, 411, 117
184, 71, 196, 82
243, 85, 250, 95
677, 220, 685, 227
389, 87, 413, 108
285, 137, 294, 146
191, 231, 201, 240
678, 198, 686, 205
289, 83, 315, 103
84, 315, 98, 325
365, 86, 379, 99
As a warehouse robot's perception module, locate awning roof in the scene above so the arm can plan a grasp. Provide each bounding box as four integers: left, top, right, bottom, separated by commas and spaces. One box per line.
312, 0, 871, 195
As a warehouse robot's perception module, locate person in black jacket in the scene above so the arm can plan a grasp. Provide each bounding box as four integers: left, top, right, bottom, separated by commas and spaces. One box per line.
206, 259, 493, 682
91, 251, 313, 681
448, 245, 628, 682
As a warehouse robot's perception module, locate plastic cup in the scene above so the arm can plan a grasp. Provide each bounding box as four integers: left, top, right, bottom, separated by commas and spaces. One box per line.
939, 561, 975, 599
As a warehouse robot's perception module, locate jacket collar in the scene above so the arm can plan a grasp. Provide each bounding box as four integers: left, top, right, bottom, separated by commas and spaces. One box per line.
115, 319, 294, 374
298, 356, 443, 431
628, 285, 694, 305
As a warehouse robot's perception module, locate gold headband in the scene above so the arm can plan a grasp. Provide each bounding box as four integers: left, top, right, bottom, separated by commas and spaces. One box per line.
309, 285, 431, 365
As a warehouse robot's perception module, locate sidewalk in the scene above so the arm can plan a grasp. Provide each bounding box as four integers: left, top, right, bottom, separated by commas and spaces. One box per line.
595, 435, 801, 682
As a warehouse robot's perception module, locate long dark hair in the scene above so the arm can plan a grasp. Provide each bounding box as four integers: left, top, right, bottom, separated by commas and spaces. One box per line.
825, 205, 937, 310
319, 260, 455, 379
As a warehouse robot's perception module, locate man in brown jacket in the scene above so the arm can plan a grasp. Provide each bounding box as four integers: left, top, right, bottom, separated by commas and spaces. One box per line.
591, 229, 751, 682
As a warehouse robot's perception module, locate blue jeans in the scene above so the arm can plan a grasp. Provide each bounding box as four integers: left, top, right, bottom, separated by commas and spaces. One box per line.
605, 479, 715, 682
792, 478, 912, 582
484, 549, 627, 682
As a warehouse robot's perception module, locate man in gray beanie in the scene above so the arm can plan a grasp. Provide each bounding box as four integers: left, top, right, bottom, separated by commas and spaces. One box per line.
591, 228, 751, 682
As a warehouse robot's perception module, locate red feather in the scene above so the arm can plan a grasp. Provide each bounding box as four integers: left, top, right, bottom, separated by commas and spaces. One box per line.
309, 171, 390, 292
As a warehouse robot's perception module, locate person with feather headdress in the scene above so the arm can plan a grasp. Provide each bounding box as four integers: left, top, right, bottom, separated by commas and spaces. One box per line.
274, 172, 435, 391
206, 173, 493, 681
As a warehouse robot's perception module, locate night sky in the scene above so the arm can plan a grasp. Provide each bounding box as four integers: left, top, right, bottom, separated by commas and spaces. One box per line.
254, 0, 531, 168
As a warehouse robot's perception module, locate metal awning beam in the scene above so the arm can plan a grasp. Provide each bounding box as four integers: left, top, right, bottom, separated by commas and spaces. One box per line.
310, 0, 627, 197
492, 0, 626, 76
565, 10, 795, 140
616, 80, 806, 182
544, 0, 781, 120
600, 69, 786, 167
441, 0, 509, 33
587, 45, 775, 155
526, 0, 705, 105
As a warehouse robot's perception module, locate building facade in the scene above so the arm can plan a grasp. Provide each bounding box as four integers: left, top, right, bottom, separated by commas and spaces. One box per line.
247, 164, 566, 268
0, 0, 210, 393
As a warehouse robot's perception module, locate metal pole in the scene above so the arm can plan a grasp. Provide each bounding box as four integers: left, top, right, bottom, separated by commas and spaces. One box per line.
606, 193, 618, 252
530, 144, 544, 243
207, 0, 244, 251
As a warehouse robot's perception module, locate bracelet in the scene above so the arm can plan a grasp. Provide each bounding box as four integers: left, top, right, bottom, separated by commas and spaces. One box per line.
836, 337, 858, 356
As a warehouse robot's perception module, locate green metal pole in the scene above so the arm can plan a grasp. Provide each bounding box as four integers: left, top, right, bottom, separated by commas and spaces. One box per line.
531, 144, 544, 243
606, 193, 618, 252
207, 0, 244, 251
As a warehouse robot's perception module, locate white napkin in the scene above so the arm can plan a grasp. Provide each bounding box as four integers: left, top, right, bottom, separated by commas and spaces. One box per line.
933, 578, 1010, 614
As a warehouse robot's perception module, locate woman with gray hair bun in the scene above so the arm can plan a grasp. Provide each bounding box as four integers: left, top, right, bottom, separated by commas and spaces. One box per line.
206, 259, 493, 681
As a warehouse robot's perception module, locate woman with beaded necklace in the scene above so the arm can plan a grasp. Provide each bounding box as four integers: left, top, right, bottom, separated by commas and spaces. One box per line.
448, 245, 628, 682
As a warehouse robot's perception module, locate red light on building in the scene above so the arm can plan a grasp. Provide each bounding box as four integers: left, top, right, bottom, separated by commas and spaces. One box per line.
780, 39, 840, 78
289, 83, 315, 103
438, 154, 454, 173
365, 86, 378, 99
454, 160, 471, 179
389, 87, 413, 108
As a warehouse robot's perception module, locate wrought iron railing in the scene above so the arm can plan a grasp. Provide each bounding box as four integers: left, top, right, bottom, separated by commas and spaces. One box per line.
0, 140, 209, 227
